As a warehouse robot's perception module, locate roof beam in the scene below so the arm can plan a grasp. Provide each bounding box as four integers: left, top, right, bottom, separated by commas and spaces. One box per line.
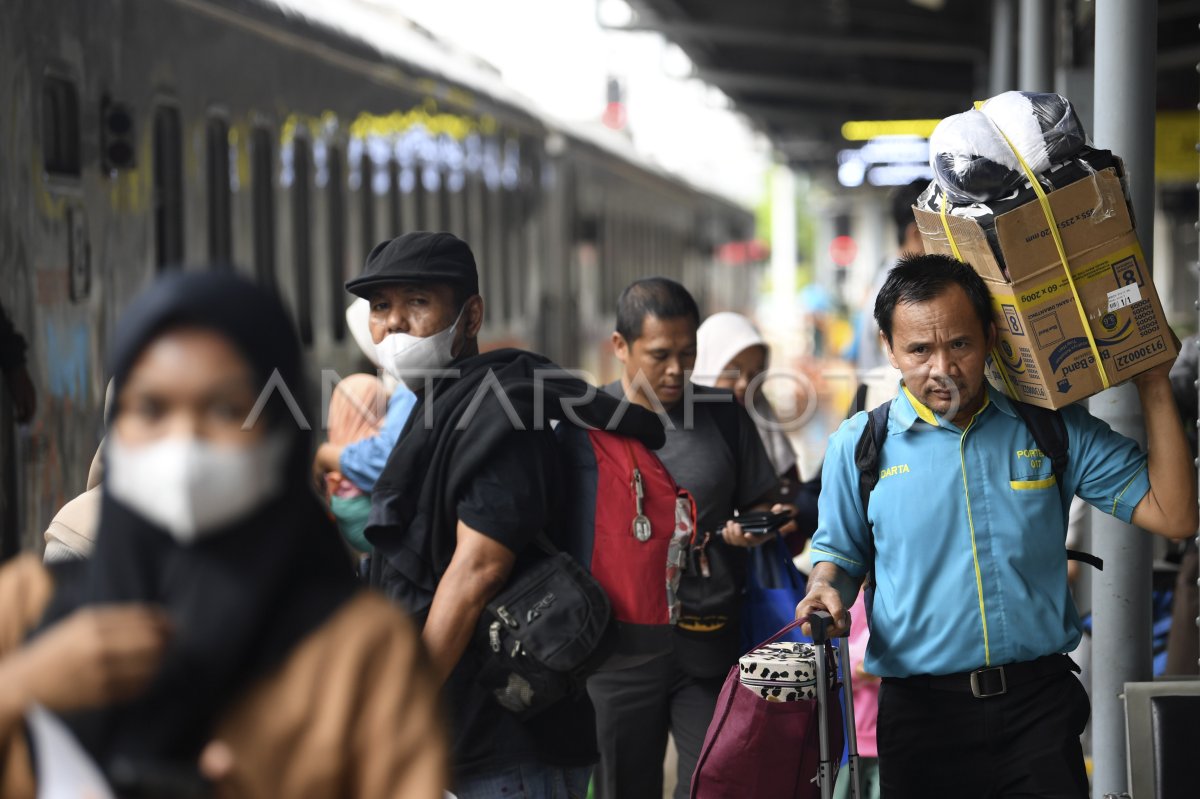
617, 19, 985, 63
694, 67, 970, 107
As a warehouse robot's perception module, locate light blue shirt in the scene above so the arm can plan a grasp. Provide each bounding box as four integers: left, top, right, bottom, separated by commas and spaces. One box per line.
339, 386, 417, 492
811, 382, 1150, 678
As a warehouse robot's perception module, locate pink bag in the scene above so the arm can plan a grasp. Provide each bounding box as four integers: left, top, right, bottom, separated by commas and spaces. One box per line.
690, 617, 851, 799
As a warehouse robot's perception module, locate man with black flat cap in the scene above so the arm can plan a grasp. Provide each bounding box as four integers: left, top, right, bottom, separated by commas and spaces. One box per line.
345, 231, 485, 393
349, 232, 661, 798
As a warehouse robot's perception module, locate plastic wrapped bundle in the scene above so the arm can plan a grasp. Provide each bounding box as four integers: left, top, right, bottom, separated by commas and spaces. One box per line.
930, 109, 1024, 204
930, 91, 1087, 205
918, 146, 1122, 275
980, 91, 1085, 173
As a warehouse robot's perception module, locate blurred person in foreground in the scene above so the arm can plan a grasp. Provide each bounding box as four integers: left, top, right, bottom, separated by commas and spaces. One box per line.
797, 254, 1197, 798
0, 271, 445, 798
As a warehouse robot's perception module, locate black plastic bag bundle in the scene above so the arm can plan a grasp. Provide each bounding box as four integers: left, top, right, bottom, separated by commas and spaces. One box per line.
929, 91, 1086, 205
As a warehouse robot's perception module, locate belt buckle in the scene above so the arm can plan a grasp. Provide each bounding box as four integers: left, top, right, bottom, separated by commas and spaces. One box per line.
969, 665, 1007, 698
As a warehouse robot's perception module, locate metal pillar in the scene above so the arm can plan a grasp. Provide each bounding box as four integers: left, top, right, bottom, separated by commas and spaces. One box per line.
1018, 0, 1054, 91
990, 0, 1016, 96
1193, 41, 1200, 677
1090, 1, 1157, 796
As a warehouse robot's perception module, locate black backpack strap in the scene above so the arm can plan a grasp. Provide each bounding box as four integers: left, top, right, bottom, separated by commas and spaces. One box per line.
853, 400, 891, 621
854, 400, 893, 522
1009, 401, 1103, 571
1066, 549, 1104, 570
1009, 401, 1069, 483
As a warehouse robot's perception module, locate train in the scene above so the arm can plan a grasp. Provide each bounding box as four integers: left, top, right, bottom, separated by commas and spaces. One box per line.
0, 0, 759, 555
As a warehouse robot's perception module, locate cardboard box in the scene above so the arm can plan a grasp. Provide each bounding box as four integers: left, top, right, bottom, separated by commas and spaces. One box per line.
913, 163, 1177, 409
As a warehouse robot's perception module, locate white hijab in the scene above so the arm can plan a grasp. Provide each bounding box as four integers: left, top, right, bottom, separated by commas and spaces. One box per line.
693, 312, 798, 477
346, 298, 400, 394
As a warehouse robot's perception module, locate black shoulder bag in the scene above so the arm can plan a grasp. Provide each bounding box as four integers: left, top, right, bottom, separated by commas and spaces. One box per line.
475, 535, 616, 719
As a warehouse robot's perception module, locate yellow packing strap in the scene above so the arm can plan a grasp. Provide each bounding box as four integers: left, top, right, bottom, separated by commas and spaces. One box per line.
938, 193, 1022, 401
974, 102, 1111, 390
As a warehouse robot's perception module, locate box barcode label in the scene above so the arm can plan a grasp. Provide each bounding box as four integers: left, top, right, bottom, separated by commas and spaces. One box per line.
1107, 283, 1142, 311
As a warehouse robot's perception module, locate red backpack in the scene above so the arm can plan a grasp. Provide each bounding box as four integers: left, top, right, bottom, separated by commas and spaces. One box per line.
555, 425, 696, 644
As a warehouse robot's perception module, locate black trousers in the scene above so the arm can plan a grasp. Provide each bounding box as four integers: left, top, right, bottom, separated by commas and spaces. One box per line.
586, 652, 724, 799
877, 670, 1091, 799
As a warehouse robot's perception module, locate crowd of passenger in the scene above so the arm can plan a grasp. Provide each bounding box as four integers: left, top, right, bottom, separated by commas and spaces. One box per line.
0, 179, 1196, 799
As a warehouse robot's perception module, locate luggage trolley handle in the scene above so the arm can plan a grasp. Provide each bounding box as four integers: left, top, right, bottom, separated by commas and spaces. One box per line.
808, 611, 862, 799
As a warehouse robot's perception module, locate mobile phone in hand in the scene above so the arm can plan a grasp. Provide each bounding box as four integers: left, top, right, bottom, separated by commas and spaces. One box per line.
729, 510, 792, 536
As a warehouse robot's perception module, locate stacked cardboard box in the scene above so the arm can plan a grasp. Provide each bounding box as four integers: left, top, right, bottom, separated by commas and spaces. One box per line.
913, 158, 1177, 409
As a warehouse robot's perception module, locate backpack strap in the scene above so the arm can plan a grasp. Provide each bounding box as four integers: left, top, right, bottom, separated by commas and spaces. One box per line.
1007, 401, 1104, 571
854, 400, 893, 523
853, 400, 892, 621
1009, 401, 1069, 484
1066, 549, 1104, 570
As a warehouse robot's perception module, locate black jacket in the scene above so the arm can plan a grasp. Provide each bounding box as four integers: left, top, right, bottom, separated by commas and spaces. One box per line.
366, 348, 664, 618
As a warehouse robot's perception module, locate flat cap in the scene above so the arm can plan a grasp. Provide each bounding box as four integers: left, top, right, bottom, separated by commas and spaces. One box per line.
345, 232, 479, 298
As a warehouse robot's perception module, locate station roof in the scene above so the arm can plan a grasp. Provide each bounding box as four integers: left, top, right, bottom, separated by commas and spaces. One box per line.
621, 0, 1200, 172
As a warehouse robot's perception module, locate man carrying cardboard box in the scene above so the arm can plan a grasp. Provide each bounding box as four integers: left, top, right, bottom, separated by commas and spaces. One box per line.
796, 253, 1196, 799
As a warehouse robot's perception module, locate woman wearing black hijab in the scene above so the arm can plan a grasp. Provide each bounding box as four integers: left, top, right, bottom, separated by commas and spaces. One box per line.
0, 272, 446, 798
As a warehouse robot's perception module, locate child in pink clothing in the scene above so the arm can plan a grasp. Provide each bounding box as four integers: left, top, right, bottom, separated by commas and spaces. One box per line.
834, 592, 881, 799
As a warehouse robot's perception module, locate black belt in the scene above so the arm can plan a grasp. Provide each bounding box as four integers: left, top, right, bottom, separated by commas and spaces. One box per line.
885, 653, 1078, 699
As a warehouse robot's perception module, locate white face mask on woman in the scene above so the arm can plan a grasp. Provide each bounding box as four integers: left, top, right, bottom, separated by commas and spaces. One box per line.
375, 307, 464, 389
106, 434, 289, 545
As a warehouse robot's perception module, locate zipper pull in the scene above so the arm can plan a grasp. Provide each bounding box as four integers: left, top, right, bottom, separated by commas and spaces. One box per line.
489, 620, 502, 653
497, 606, 519, 629
631, 468, 652, 542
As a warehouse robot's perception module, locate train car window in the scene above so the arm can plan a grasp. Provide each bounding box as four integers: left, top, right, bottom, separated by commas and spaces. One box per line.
327, 144, 347, 342
414, 167, 429, 230
360, 151, 375, 261
438, 173, 452, 235
251, 127, 276, 286
387, 159, 402, 237
448, 174, 467, 241
292, 137, 314, 346
476, 177, 492, 300
506, 191, 524, 320
42, 76, 80, 176
464, 174, 483, 278
488, 188, 507, 323
153, 105, 185, 270
599, 216, 613, 310
205, 116, 233, 264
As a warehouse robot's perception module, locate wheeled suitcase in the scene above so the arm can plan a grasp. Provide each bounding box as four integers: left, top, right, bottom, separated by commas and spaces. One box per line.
690, 611, 862, 799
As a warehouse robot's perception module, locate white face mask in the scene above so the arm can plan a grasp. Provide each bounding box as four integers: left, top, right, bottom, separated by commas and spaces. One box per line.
375, 307, 465, 389
106, 434, 289, 545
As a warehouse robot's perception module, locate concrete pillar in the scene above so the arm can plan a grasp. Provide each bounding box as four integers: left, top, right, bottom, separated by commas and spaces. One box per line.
1019, 0, 1054, 91
1089, 0, 1158, 796
990, 0, 1017, 96
770, 164, 800, 361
